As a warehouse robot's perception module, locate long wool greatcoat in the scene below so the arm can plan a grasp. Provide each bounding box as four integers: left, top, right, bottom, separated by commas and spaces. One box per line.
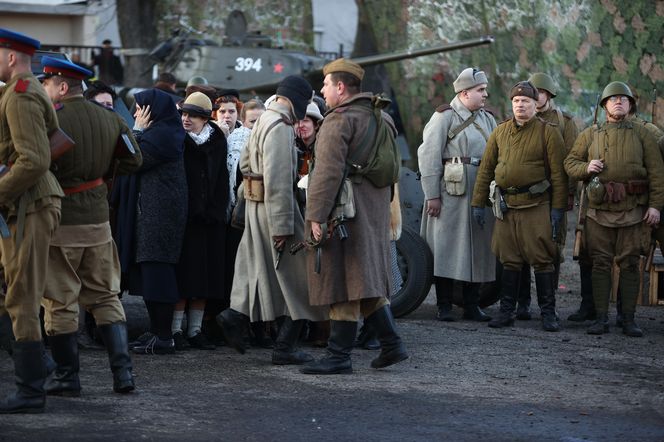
305, 93, 392, 306
417, 96, 497, 282
230, 100, 326, 322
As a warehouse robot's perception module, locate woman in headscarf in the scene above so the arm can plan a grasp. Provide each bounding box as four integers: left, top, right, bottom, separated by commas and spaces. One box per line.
123, 88, 188, 355
171, 92, 230, 350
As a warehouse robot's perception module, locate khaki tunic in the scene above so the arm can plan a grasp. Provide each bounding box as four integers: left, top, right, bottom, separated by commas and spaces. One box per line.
0, 73, 63, 341
471, 117, 567, 272
42, 96, 142, 335
305, 93, 392, 306
417, 96, 497, 282
230, 101, 326, 322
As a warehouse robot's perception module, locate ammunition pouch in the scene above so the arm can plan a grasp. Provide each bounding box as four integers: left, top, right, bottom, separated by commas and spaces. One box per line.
243, 173, 264, 202
626, 180, 648, 195
603, 182, 626, 203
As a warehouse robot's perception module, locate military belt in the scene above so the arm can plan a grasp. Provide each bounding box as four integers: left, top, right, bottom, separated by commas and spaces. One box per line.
63, 178, 104, 195
442, 156, 481, 166
500, 185, 532, 195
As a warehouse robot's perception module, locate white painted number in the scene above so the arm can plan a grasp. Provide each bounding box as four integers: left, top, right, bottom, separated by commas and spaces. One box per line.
234, 57, 262, 72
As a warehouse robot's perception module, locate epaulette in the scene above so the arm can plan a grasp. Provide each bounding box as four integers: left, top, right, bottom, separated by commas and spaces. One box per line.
54, 103, 64, 111
14, 78, 29, 93
537, 116, 557, 127
435, 104, 452, 113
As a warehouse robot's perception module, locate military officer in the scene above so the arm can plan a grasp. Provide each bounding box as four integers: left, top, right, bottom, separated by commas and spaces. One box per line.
564, 81, 664, 337
39, 56, 142, 395
512, 73, 589, 322
471, 81, 568, 332
0, 28, 64, 414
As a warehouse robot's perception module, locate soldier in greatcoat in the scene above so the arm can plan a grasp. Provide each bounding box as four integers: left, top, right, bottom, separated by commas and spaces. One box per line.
301, 59, 408, 375
564, 81, 664, 337
39, 57, 142, 396
418, 67, 497, 323
0, 28, 63, 414
472, 81, 568, 332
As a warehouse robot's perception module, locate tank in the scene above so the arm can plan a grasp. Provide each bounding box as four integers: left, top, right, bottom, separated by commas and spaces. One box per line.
150, 11, 498, 317
151, 10, 494, 94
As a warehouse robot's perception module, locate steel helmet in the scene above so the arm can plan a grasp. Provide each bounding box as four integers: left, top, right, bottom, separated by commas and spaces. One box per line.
600, 81, 635, 108
186, 76, 208, 88
528, 73, 557, 97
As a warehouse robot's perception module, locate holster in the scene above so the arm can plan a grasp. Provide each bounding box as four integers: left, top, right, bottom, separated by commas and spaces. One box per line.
243, 173, 265, 202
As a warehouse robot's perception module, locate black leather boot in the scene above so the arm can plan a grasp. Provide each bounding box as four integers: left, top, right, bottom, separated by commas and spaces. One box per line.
0, 313, 13, 355
462, 283, 491, 322
488, 268, 520, 328
216, 308, 249, 354
365, 305, 408, 369
587, 272, 611, 335
615, 294, 623, 327
354, 322, 380, 350
98, 322, 135, 393
622, 313, 643, 337
568, 264, 596, 321
535, 272, 560, 332
44, 333, 81, 397
300, 321, 357, 375
0, 341, 47, 414
587, 313, 609, 334
272, 317, 313, 365
515, 264, 532, 320
619, 271, 643, 337
434, 277, 455, 321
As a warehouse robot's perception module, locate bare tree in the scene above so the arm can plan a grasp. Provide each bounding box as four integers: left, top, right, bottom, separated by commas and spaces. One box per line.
116, 0, 159, 87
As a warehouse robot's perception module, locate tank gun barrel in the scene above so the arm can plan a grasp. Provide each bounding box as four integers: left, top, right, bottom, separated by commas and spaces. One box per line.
349, 35, 495, 67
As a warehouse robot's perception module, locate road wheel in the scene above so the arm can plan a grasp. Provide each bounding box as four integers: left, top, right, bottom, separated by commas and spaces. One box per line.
390, 225, 433, 318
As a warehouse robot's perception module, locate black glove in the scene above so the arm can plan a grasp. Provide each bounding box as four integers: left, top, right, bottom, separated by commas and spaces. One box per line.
472, 206, 485, 229
551, 208, 564, 240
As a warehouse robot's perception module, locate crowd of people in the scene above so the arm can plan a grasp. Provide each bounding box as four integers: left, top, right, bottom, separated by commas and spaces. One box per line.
0, 25, 662, 416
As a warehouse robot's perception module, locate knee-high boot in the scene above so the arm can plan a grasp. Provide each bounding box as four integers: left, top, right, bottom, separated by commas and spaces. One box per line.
216, 308, 249, 354
300, 320, 357, 375
462, 283, 491, 322
568, 264, 596, 321
535, 272, 560, 332
516, 264, 532, 320
434, 277, 455, 321
587, 271, 611, 335
488, 268, 521, 328
272, 317, 313, 365
618, 271, 643, 337
44, 332, 81, 397
98, 322, 135, 393
0, 341, 47, 414
365, 305, 408, 369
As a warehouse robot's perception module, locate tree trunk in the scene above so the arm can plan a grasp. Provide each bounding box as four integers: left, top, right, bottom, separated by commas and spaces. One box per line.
116, 0, 159, 88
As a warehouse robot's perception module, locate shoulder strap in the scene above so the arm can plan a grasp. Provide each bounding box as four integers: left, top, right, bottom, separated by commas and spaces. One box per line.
347, 106, 378, 169
448, 111, 479, 141
555, 108, 565, 133
540, 119, 551, 181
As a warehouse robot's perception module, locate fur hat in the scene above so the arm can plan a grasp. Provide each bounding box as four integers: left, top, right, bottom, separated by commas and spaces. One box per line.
323, 58, 365, 81
180, 92, 212, 119
509, 81, 538, 100
453, 67, 488, 93
275, 75, 313, 120
305, 102, 323, 121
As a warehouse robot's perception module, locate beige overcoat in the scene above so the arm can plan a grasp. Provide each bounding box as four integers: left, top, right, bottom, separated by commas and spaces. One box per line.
230, 100, 327, 321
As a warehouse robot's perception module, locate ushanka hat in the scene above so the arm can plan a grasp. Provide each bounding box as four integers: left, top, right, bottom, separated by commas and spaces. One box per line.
453, 67, 488, 93
509, 81, 538, 100
275, 75, 313, 120
180, 92, 212, 119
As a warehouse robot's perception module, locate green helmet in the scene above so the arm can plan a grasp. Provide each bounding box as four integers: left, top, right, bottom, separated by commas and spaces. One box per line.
528, 73, 556, 97
600, 81, 634, 107
186, 76, 208, 88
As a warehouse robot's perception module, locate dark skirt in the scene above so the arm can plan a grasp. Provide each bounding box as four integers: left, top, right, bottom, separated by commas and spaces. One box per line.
129, 262, 180, 303
176, 222, 226, 300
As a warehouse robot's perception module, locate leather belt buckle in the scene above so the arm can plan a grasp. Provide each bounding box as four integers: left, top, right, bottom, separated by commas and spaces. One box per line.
470, 157, 481, 166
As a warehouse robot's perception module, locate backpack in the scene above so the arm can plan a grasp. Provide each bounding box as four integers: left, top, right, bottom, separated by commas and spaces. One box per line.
346, 95, 401, 188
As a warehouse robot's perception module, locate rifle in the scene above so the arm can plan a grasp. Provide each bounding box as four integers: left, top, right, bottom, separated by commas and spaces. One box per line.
652, 88, 657, 125
572, 94, 601, 260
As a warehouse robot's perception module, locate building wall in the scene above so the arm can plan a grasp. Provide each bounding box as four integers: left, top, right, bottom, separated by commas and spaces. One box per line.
312, 0, 357, 57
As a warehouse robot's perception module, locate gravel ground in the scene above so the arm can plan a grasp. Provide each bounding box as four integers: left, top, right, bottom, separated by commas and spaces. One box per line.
2, 219, 664, 441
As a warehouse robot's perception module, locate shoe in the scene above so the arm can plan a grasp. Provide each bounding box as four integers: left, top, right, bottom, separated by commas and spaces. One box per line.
622, 313, 643, 337
98, 322, 135, 394
568, 264, 596, 322
434, 277, 455, 321
462, 305, 492, 322
131, 335, 175, 355
365, 305, 408, 369
535, 273, 560, 332
301, 321, 357, 375
462, 284, 491, 322
272, 317, 313, 365
354, 323, 380, 350
173, 331, 189, 351
488, 313, 515, 328
128, 332, 154, 349
515, 305, 532, 320
587, 314, 609, 335
0, 341, 47, 414
216, 309, 249, 355
188, 332, 216, 350
436, 304, 455, 322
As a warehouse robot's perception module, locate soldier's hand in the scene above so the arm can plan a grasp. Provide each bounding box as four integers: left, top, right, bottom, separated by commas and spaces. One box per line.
643, 207, 660, 227
472, 206, 485, 229
426, 198, 441, 218
311, 222, 323, 242
587, 159, 604, 174
273, 235, 290, 251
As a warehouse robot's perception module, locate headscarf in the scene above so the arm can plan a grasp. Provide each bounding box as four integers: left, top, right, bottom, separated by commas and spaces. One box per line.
134, 88, 186, 160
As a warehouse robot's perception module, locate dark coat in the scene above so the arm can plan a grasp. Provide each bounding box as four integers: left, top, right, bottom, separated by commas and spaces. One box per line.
133, 89, 188, 264
176, 123, 230, 299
